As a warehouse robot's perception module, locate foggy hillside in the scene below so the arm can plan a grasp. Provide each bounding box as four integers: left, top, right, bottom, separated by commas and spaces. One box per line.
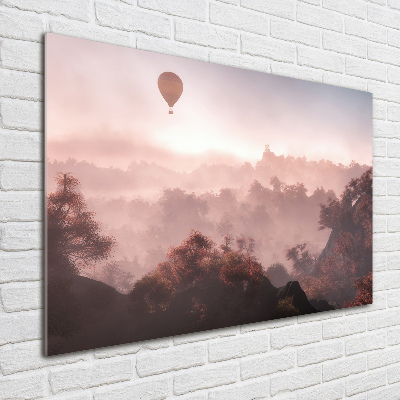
47, 146, 370, 282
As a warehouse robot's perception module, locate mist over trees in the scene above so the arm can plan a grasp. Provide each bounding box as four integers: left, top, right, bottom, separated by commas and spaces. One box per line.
47, 147, 369, 283
46, 164, 372, 355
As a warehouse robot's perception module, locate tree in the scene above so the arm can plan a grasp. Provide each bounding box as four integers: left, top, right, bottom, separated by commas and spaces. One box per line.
162, 230, 214, 289
47, 173, 115, 339
267, 263, 291, 287
47, 173, 115, 275
344, 272, 372, 307
286, 243, 316, 277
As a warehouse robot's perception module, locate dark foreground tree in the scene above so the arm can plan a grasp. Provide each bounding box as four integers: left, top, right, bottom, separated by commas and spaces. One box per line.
47, 173, 115, 339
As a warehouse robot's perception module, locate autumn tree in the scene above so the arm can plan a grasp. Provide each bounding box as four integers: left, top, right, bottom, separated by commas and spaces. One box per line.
47, 173, 115, 276
47, 173, 115, 339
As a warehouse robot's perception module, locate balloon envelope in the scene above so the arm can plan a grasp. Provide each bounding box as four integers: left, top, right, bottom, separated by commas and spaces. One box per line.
158, 72, 183, 113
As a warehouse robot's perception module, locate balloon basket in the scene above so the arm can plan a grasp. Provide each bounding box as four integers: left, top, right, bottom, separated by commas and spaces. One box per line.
169, 108, 173, 114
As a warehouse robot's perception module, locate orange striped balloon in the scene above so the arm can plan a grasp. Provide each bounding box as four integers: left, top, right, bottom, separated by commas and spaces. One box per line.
158, 72, 183, 114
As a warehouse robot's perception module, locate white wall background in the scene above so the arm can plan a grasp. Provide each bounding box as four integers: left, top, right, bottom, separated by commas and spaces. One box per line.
0, 0, 399, 399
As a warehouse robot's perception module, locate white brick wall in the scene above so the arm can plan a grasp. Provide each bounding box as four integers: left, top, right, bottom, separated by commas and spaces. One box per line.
0, 0, 399, 398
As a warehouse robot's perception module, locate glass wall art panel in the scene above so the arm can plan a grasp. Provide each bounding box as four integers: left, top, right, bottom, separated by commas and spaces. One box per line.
45, 33, 372, 355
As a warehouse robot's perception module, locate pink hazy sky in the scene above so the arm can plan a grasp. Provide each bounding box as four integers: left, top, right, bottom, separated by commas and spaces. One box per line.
46, 34, 372, 171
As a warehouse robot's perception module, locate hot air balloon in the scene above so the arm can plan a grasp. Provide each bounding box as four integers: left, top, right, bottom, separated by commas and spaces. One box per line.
158, 72, 183, 114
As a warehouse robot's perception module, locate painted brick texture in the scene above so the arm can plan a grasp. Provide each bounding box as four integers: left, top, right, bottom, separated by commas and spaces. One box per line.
0, 0, 400, 399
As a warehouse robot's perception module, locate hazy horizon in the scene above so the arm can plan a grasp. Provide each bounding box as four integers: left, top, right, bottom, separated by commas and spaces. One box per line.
46, 34, 372, 173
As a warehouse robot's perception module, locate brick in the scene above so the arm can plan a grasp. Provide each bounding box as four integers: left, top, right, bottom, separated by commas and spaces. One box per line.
0, 130, 42, 161
297, 3, 343, 32
322, 73, 367, 91
273, 21, 320, 49
375, 271, 400, 290
1, 281, 41, 312
297, 340, 343, 366
389, 0, 400, 10
48, 394, 91, 400
130, 0, 199, 21
0, 372, 45, 400
173, 327, 237, 345
388, 289, 400, 307
0, 310, 40, 345
374, 178, 386, 196
272, 63, 322, 82
374, 253, 387, 271
298, 47, 344, 73
138, 0, 206, 21
240, 317, 295, 333
95, 378, 168, 400
96, 2, 170, 39
374, 121, 400, 139
345, 368, 386, 396
369, 43, 400, 67
271, 323, 321, 350
210, 3, 268, 36
388, 327, 400, 345
389, 29, 400, 48
323, 316, 366, 339
368, 346, 400, 369
2, 0, 90, 21
241, 35, 295, 63
345, 18, 386, 44
346, 331, 386, 355
241, 0, 295, 20
388, 364, 400, 384
323, 355, 366, 381
270, 365, 321, 396
323, 0, 367, 19
388, 66, 400, 84
0, 39, 42, 73
50, 359, 133, 394
346, 57, 386, 81
369, 81, 400, 103
0, 250, 41, 282
0, 9, 43, 42
368, 309, 400, 330
388, 179, 400, 195
94, 343, 141, 359
208, 379, 269, 400
137, 36, 208, 61
0, 340, 86, 375
175, 20, 237, 50
300, 0, 321, 4
1, 98, 42, 131
323, 32, 366, 58
389, 104, 400, 122
210, 51, 270, 73
368, 5, 400, 30
374, 139, 386, 156
209, 333, 268, 362
368, 384, 400, 400
137, 343, 206, 377
240, 350, 295, 379
375, 198, 400, 214
297, 381, 344, 400
49, 21, 132, 48
0, 222, 42, 251
374, 233, 400, 252
0, 191, 41, 222
174, 363, 238, 395
0, 161, 42, 190
373, 101, 387, 121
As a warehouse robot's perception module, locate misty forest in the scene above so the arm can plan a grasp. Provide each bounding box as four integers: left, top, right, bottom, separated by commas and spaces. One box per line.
47, 147, 372, 355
